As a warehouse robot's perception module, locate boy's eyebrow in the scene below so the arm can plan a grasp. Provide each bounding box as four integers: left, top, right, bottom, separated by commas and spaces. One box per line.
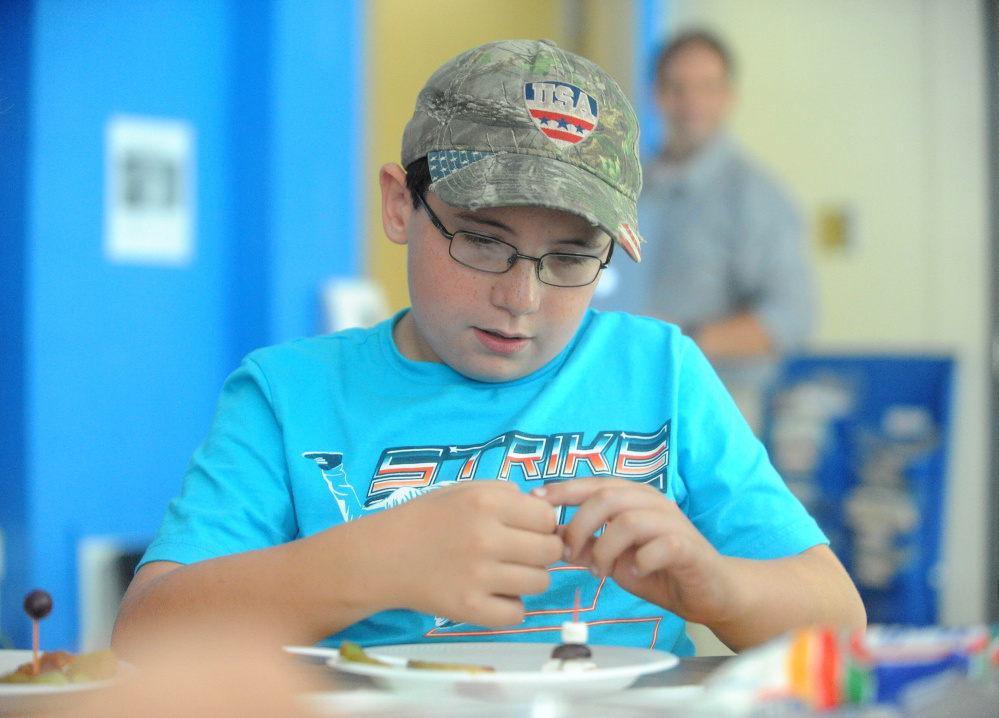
451, 209, 609, 250
451, 209, 514, 234
555, 235, 609, 251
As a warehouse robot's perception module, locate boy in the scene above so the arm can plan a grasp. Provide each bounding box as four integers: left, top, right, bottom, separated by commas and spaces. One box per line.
113, 39, 864, 658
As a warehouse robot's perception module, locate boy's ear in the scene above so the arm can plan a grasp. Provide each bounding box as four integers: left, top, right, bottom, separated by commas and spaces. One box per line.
380, 163, 412, 246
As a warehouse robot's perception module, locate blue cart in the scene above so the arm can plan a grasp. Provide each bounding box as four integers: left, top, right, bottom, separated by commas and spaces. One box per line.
761, 354, 954, 625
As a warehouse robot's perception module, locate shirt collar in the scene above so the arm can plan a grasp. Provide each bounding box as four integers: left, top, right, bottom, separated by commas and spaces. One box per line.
647, 131, 735, 192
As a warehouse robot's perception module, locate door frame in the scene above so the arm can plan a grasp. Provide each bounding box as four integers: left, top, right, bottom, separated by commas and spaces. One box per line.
986, 0, 998, 623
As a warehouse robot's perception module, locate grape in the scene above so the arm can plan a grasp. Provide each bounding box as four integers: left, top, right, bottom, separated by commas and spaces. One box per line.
23, 590, 53, 621
550, 643, 592, 660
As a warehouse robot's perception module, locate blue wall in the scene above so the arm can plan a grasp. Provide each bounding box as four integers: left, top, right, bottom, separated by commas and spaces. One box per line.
636, 0, 672, 160
0, 0, 33, 653
0, 0, 363, 651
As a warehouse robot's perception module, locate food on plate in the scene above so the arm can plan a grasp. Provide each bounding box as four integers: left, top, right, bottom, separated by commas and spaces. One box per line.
1, 588, 121, 686
543, 588, 597, 672
23, 590, 53, 622
23, 589, 54, 676
338, 641, 390, 666
406, 659, 495, 674
0, 649, 119, 685
338, 641, 495, 673
542, 621, 597, 672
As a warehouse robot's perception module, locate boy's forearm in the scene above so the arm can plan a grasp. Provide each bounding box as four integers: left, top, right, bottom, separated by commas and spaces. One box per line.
114, 481, 562, 658
112, 524, 389, 658
707, 545, 866, 652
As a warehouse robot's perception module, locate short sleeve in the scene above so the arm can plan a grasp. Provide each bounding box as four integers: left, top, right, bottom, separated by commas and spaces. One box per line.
736, 170, 816, 352
139, 356, 299, 567
673, 337, 826, 559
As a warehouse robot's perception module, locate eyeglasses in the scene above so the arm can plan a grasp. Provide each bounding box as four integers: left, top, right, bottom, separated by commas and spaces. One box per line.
416, 193, 613, 288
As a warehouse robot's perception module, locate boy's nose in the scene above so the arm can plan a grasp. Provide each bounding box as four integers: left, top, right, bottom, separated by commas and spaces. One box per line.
491, 257, 541, 316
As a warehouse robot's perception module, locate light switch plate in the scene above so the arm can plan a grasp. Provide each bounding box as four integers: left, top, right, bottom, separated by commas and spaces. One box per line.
104, 114, 196, 267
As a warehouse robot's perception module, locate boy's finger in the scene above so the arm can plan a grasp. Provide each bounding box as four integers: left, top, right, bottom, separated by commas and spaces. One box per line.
530, 477, 605, 506
589, 510, 664, 576
487, 563, 553, 598
499, 529, 564, 568
498, 491, 561, 534
447, 480, 556, 533
461, 594, 526, 628
558, 486, 654, 558
567, 535, 596, 570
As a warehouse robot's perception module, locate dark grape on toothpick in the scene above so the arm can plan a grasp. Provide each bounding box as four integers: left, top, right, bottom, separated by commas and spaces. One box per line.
23, 589, 53, 675
24, 590, 53, 621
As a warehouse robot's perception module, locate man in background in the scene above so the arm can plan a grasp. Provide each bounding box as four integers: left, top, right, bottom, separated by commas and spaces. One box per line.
594, 29, 815, 431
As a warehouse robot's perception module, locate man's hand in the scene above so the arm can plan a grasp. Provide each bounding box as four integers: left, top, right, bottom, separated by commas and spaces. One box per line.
695, 312, 773, 358
370, 480, 564, 628
532, 477, 735, 626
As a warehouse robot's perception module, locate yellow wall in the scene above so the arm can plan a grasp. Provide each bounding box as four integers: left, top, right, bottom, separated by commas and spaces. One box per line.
668, 0, 990, 626
365, 1, 569, 312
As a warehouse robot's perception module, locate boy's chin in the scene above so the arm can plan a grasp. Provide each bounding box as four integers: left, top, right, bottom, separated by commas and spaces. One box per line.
457, 356, 540, 384
460, 366, 531, 384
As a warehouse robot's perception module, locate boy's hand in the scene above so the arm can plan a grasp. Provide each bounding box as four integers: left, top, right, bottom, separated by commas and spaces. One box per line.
532, 478, 735, 627
371, 480, 564, 629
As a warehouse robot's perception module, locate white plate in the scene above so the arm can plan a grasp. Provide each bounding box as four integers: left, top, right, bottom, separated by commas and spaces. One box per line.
0, 649, 122, 714
287, 642, 678, 699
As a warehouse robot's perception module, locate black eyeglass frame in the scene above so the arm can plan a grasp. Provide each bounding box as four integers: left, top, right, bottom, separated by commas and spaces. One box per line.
416, 192, 614, 288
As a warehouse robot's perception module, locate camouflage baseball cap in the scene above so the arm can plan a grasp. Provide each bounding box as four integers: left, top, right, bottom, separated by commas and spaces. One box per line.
401, 39, 644, 262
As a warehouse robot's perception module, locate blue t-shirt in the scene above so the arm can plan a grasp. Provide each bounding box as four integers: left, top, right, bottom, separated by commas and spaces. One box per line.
141, 309, 826, 655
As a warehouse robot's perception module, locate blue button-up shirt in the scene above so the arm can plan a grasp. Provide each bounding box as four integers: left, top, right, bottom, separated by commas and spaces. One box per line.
594, 132, 815, 353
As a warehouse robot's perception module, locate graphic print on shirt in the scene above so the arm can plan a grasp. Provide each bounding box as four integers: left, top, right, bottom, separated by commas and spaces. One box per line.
303, 451, 456, 522
305, 422, 669, 520
303, 421, 670, 647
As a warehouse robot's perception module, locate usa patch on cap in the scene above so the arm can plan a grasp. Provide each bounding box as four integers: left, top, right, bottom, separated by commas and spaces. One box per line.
524, 81, 598, 150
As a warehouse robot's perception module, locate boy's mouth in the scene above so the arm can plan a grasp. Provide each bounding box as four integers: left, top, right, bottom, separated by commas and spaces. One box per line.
473, 327, 530, 355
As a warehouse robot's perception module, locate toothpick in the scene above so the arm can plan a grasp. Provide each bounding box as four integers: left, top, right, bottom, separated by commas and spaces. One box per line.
32, 619, 40, 675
